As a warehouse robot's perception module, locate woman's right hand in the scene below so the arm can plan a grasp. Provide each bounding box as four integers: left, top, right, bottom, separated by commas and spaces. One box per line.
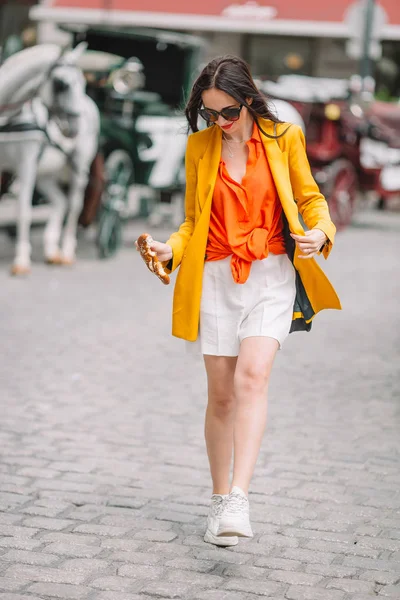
135, 238, 173, 262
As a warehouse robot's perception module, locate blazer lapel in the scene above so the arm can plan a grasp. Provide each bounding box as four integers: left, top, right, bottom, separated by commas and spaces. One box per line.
198, 126, 222, 212
261, 124, 305, 235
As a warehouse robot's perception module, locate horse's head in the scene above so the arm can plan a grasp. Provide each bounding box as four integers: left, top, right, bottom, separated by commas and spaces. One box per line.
40, 42, 88, 138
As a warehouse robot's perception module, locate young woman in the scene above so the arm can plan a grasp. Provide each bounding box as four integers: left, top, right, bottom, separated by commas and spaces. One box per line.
136, 56, 341, 547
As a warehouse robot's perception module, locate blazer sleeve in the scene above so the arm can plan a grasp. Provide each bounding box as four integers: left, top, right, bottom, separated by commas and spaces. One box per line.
164, 135, 197, 273
287, 124, 336, 259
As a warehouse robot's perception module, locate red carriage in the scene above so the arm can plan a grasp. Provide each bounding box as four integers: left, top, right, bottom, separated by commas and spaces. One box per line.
260, 75, 400, 229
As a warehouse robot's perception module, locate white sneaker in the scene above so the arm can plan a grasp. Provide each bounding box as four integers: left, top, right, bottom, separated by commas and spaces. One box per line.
217, 486, 253, 538
204, 494, 239, 546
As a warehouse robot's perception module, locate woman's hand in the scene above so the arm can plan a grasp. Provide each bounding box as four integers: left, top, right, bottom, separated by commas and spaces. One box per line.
290, 229, 327, 259
135, 238, 173, 262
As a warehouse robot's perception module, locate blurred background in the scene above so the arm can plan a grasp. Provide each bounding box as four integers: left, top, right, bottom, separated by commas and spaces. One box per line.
2, 1, 399, 91
0, 0, 399, 250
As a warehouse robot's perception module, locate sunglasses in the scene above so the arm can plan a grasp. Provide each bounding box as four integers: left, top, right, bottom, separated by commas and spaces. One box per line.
198, 104, 243, 123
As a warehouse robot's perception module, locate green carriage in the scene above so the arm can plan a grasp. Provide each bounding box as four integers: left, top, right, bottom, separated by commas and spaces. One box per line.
71, 26, 205, 258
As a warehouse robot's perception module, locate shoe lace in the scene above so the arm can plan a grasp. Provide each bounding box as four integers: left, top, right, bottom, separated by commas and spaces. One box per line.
225, 492, 248, 515
211, 496, 226, 517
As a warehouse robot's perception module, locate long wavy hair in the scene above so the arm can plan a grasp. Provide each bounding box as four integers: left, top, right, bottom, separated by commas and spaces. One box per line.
185, 55, 289, 139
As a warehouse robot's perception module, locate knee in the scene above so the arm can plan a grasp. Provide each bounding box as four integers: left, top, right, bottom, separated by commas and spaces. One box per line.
208, 388, 235, 418
234, 365, 269, 398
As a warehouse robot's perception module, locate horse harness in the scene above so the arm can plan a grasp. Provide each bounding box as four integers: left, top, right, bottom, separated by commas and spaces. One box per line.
0, 57, 84, 173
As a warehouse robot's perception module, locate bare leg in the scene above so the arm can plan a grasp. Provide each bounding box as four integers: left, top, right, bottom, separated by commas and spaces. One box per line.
203, 355, 237, 495
231, 336, 279, 494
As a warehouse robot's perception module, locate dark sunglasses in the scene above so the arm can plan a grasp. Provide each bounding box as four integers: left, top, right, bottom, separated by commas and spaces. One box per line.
198, 104, 243, 123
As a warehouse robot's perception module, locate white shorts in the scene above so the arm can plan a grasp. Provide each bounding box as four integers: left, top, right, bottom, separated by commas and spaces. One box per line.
199, 253, 296, 356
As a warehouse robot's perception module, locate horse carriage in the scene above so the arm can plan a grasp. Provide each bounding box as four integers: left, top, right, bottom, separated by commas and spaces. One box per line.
0, 27, 204, 273
259, 74, 400, 228
69, 26, 205, 256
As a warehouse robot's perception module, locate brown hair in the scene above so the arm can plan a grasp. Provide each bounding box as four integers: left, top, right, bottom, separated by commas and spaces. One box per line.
185, 55, 288, 138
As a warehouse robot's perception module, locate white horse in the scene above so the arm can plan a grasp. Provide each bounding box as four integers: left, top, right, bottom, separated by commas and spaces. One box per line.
0, 43, 100, 274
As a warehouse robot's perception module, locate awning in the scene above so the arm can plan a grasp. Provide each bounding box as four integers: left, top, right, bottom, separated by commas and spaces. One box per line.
30, 0, 400, 40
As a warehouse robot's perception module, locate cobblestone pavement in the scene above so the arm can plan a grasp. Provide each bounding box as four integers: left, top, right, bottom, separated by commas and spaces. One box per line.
0, 206, 399, 600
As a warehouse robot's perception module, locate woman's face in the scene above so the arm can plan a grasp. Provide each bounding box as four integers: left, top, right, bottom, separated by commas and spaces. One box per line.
201, 88, 251, 136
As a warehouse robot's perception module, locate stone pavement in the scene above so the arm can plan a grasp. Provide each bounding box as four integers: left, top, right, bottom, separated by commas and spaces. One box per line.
0, 206, 399, 600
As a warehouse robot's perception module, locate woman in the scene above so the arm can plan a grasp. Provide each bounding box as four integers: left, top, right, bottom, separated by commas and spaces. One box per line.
137, 56, 341, 547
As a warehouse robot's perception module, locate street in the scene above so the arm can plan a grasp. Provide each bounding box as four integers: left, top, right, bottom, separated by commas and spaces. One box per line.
0, 206, 399, 600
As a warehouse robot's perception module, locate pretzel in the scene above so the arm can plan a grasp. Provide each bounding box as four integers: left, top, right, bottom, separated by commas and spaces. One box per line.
136, 233, 170, 285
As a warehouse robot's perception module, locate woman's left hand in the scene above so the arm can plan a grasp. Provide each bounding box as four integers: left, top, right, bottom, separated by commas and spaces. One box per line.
290, 229, 328, 259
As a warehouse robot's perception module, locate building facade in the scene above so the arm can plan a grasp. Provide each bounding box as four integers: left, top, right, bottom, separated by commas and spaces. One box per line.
28, 1, 400, 96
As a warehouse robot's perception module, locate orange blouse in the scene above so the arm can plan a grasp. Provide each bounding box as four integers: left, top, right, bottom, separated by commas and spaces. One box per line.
205, 122, 286, 283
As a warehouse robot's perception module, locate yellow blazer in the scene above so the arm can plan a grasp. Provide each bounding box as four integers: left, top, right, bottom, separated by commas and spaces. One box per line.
165, 119, 341, 342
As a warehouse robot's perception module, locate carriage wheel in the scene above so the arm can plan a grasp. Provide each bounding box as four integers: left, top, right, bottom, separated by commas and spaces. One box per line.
97, 208, 122, 259
104, 149, 133, 202
96, 149, 133, 258
328, 162, 358, 230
